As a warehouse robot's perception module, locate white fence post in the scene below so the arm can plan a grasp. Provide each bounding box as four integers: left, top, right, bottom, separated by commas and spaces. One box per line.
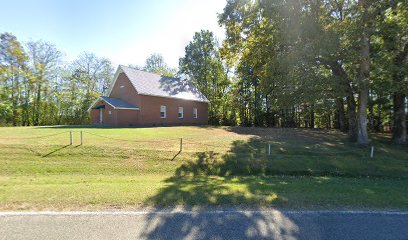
268, 143, 271, 156
370, 146, 374, 159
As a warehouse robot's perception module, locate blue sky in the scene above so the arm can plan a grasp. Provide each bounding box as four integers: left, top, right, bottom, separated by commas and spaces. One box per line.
0, 0, 226, 68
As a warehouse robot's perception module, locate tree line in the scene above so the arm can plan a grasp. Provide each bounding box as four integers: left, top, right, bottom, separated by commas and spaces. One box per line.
0, 34, 113, 126
0, 36, 173, 127
180, 0, 407, 145
1, 0, 407, 145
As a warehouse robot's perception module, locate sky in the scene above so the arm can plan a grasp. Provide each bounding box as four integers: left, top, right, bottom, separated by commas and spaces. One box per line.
0, 0, 226, 68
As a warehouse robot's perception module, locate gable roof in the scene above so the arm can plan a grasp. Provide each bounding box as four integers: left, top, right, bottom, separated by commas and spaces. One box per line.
88, 96, 139, 111
107, 65, 209, 103
100, 96, 139, 109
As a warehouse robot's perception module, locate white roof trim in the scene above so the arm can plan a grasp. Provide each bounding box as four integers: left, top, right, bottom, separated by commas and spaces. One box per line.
87, 96, 139, 111
87, 97, 102, 112
106, 66, 123, 97
106, 65, 140, 97
138, 93, 209, 103
106, 65, 209, 103
102, 98, 116, 109
115, 107, 140, 110
87, 96, 115, 112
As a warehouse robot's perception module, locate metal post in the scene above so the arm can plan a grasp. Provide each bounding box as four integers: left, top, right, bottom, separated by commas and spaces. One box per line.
268, 144, 271, 156
370, 146, 374, 159
80, 131, 83, 145
180, 138, 183, 152
70, 131, 72, 145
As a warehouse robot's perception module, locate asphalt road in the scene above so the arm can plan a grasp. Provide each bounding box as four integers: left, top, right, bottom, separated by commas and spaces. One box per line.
1, 210, 407, 240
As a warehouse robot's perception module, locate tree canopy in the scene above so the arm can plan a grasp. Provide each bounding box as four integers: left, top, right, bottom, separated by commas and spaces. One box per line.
0, 0, 407, 144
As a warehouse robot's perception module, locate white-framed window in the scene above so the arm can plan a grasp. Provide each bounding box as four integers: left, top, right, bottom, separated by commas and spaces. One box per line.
178, 107, 184, 118
108, 111, 112, 115
160, 105, 166, 118
193, 108, 198, 119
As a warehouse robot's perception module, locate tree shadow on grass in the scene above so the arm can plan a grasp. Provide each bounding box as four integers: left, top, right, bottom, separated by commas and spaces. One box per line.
142, 177, 301, 239
140, 139, 311, 239
174, 138, 384, 178
139, 130, 407, 238
140, 137, 305, 239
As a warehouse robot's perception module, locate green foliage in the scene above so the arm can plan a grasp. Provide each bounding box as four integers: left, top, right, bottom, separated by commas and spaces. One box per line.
215, 0, 407, 142
0, 0, 406, 143
143, 53, 176, 77
0, 33, 28, 126
179, 30, 231, 124
0, 33, 114, 126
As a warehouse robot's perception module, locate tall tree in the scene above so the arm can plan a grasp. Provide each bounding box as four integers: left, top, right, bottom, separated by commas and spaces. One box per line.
26, 40, 62, 125
179, 30, 230, 124
0, 33, 27, 126
218, 0, 383, 144
69, 52, 114, 123
144, 53, 176, 77
355, 0, 372, 144
373, 0, 408, 144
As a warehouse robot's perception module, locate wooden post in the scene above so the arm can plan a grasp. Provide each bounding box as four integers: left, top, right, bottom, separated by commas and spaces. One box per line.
180, 138, 183, 152
268, 144, 271, 156
70, 131, 72, 145
370, 146, 374, 159
80, 131, 83, 145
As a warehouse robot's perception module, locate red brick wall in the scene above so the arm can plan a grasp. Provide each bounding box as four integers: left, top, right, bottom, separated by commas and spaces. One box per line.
90, 108, 99, 125
138, 95, 208, 126
90, 73, 209, 126
109, 72, 141, 107
114, 109, 140, 127
90, 100, 116, 126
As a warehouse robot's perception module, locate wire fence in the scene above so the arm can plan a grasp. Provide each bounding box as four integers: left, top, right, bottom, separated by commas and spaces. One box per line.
0, 129, 377, 160
0, 129, 403, 179
0, 131, 70, 140
82, 131, 175, 143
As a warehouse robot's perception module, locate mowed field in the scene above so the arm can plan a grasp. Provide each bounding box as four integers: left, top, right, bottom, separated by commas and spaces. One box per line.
0, 126, 407, 210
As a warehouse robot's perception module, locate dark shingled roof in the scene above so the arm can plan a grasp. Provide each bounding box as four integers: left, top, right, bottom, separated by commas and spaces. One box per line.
100, 96, 139, 109
118, 65, 209, 103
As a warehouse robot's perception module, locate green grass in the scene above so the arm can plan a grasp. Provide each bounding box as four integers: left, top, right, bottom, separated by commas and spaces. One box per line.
0, 126, 407, 210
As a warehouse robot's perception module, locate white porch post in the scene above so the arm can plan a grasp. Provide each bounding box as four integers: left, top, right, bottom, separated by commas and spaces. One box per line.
99, 108, 103, 125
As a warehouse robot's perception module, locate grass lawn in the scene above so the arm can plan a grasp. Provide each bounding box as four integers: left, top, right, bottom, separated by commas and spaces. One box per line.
0, 126, 407, 210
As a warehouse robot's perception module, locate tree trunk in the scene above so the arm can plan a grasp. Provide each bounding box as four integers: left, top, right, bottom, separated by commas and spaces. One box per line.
347, 95, 358, 142
34, 83, 41, 126
265, 95, 269, 126
335, 98, 347, 132
368, 96, 375, 130
327, 112, 331, 129
391, 38, 408, 143
310, 104, 315, 129
356, 0, 370, 145
392, 92, 406, 144
357, 87, 369, 145
11, 71, 17, 126
375, 105, 382, 132
327, 60, 357, 141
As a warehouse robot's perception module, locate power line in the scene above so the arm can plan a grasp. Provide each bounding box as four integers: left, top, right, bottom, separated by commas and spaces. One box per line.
82, 131, 177, 143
